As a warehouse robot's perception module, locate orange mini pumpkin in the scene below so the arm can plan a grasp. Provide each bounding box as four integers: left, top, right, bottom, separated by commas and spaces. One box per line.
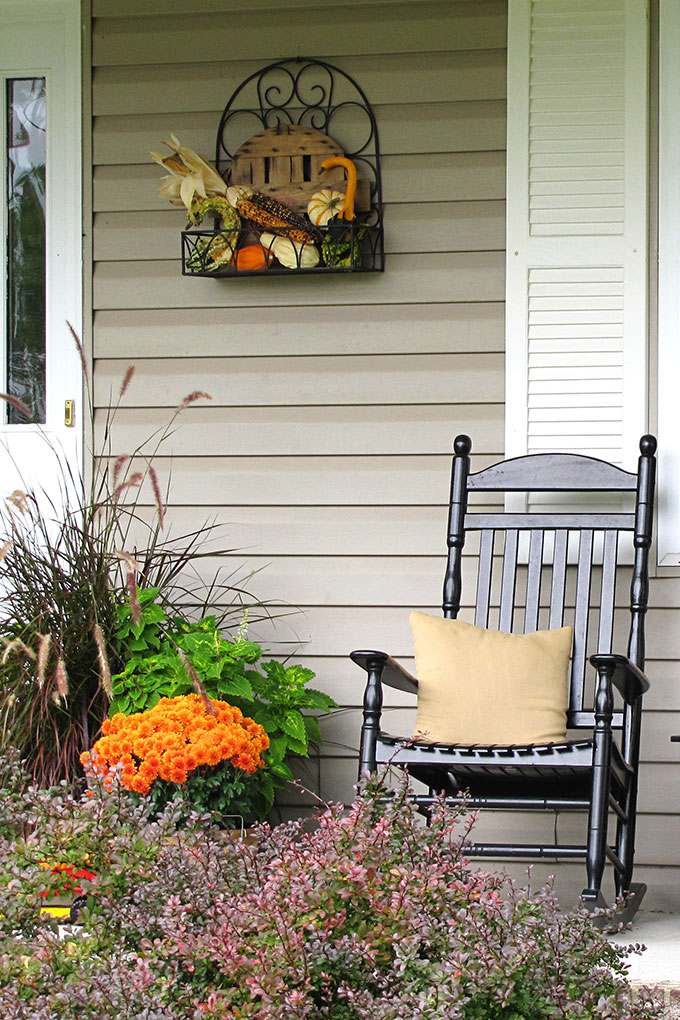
232, 244, 273, 271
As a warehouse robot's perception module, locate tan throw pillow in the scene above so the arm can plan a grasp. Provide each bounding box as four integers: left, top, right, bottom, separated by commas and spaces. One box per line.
410, 612, 572, 746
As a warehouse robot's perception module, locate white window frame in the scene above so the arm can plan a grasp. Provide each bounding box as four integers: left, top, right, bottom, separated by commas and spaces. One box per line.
0, 0, 82, 475
657, 0, 680, 566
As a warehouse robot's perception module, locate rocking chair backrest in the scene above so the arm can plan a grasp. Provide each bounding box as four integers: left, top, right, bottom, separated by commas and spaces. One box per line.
443, 436, 656, 730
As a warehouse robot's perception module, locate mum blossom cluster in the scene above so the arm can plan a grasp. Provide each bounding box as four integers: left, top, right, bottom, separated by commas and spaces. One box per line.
80, 693, 269, 796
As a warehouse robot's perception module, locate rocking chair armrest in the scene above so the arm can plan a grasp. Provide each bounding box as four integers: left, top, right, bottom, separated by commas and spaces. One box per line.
589, 653, 650, 704
350, 650, 419, 695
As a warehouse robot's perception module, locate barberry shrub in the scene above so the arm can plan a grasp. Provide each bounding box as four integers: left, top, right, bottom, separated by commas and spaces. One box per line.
0, 755, 657, 1020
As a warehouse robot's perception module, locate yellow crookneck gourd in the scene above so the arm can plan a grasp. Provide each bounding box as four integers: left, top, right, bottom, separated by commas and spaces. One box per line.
319, 157, 357, 220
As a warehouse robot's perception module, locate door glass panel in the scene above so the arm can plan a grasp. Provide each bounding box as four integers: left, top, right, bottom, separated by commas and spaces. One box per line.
6, 77, 46, 424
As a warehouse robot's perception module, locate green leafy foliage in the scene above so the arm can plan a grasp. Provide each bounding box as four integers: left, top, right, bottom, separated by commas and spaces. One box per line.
143, 759, 266, 825
109, 588, 191, 714
110, 592, 336, 818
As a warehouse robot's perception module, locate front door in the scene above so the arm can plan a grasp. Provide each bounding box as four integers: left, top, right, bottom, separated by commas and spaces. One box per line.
0, 0, 82, 504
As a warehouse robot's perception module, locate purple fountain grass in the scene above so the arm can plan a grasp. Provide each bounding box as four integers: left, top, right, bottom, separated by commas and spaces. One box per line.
0, 327, 262, 787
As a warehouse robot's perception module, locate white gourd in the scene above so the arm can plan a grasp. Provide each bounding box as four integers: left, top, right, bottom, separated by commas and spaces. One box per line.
259, 232, 320, 269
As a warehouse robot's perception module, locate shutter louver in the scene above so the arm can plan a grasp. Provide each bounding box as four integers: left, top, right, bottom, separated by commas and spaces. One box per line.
527, 267, 624, 461
529, 5, 625, 238
505, 0, 648, 472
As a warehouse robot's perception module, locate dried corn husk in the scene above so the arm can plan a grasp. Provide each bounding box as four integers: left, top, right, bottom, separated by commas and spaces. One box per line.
226, 185, 252, 208
150, 133, 227, 213
260, 232, 320, 269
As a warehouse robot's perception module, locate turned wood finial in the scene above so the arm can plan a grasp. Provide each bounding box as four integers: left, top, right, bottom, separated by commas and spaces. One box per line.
639, 435, 657, 457
454, 434, 472, 456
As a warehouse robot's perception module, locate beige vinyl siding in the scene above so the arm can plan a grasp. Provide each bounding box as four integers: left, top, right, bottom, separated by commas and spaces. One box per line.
89, 0, 680, 905
91, 3, 507, 64
90, 0, 506, 811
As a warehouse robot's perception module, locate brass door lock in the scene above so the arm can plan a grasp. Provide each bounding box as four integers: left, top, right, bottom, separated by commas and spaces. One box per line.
64, 400, 75, 427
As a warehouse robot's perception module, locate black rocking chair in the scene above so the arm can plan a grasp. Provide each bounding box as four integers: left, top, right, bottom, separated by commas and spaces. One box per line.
351, 435, 656, 920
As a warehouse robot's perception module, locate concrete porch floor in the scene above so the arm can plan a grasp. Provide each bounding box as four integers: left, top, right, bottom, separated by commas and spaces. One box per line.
609, 912, 680, 1014
609, 912, 680, 983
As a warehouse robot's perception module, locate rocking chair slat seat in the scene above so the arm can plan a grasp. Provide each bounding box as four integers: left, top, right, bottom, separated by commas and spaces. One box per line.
377, 733, 594, 773
352, 433, 657, 921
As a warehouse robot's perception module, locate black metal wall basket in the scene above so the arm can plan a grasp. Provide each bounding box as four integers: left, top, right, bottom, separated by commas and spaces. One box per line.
181, 57, 385, 277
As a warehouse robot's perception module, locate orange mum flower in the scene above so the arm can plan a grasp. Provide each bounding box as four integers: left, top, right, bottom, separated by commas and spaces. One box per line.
82, 693, 268, 798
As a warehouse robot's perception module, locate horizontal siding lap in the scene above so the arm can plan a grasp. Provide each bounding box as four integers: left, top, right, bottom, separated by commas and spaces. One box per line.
93, 253, 506, 310
93, 201, 506, 261
116, 454, 500, 507
94, 404, 504, 456
94, 352, 504, 407
353, 151, 510, 205
94, 0, 492, 16
92, 4, 508, 66
250, 605, 680, 659
173, 556, 679, 610
92, 50, 507, 117
93, 101, 506, 166
93, 304, 505, 359
152, 505, 451, 554
93, 153, 507, 212
493, 863, 680, 911
146, 554, 471, 609
136, 554, 680, 642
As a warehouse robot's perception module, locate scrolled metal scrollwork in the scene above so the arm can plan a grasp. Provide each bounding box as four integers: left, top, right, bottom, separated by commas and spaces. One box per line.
215, 58, 381, 199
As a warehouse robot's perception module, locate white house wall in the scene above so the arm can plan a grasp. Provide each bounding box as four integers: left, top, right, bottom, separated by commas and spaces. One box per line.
88, 0, 680, 907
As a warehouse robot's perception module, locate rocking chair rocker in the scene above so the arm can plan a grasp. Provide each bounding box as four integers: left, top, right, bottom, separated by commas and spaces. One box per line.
351, 435, 656, 920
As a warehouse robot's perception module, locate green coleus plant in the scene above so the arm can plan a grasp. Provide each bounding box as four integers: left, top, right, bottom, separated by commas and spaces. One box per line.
110, 588, 336, 817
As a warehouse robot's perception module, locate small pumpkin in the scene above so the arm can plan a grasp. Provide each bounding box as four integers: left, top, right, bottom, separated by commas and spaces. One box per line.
319, 157, 357, 221
307, 188, 346, 227
231, 244, 273, 271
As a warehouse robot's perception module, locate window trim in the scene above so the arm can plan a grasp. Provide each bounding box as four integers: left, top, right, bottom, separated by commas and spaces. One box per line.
657, 0, 680, 566
0, 0, 82, 467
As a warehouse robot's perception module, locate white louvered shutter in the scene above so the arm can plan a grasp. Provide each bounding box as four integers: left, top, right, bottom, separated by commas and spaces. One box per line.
505, 0, 649, 472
